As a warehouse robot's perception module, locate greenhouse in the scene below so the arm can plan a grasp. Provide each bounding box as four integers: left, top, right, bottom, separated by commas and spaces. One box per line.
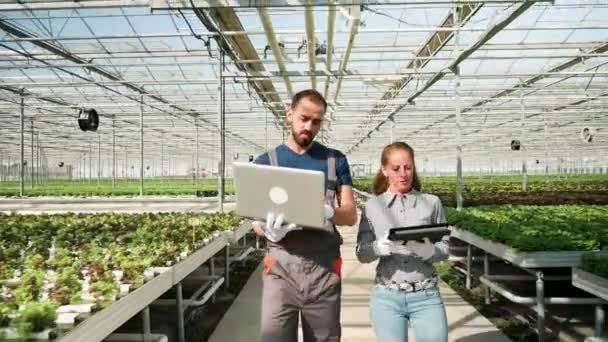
0, 0, 607, 341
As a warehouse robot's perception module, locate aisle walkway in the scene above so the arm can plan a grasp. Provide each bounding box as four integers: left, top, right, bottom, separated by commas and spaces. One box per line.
209, 222, 510, 342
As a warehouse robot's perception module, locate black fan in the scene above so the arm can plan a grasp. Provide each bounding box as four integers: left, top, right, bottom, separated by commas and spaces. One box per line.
581, 127, 594, 143
58, 162, 64, 167
510, 140, 521, 151
78, 108, 99, 132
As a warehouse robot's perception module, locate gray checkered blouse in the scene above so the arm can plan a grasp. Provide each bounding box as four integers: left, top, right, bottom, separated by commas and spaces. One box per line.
356, 190, 449, 285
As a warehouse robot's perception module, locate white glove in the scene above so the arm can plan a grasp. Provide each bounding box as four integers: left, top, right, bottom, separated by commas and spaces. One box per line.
373, 231, 412, 257
264, 212, 302, 243
324, 204, 335, 221
405, 238, 436, 260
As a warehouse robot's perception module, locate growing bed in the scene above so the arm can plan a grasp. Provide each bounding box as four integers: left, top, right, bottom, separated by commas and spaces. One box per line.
0, 212, 244, 341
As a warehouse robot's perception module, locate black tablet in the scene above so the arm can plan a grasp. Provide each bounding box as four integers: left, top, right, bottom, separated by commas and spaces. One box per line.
388, 223, 451, 243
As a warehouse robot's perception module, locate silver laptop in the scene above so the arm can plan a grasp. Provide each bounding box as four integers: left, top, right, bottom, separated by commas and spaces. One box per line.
233, 162, 329, 230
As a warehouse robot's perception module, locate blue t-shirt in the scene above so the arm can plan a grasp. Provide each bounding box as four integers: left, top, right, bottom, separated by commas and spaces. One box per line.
255, 142, 353, 190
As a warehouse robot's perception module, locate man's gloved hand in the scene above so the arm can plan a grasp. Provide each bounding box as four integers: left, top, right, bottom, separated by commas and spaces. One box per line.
405, 238, 436, 260
373, 231, 412, 257
263, 212, 302, 243
324, 204, 335, 222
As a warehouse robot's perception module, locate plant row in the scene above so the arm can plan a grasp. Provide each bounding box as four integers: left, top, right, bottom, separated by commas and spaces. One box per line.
445, 205, 608, 252
0, 212, 241, 340
0, 179, 235, 197
353, 174, 608, 194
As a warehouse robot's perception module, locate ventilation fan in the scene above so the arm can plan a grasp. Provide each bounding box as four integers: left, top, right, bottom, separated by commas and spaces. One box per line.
58, 162, 64, 167
581, 127, 594, 143
77, 108, 99, 132
510, 140, 521, 151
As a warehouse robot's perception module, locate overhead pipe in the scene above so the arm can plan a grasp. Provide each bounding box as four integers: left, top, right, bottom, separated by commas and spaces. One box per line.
257, 7, 294, 98
324, 0, 336, 100
304, 0, 316, 89
333, 5, 360, 102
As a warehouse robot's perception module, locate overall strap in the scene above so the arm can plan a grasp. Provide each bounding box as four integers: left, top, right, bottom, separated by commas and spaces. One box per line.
325, 149, 337, 205
326, 149, 344, 244
268, 148, 278, 167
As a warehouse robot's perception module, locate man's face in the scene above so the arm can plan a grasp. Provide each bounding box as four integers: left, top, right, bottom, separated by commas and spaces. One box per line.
286, 97, 324, 148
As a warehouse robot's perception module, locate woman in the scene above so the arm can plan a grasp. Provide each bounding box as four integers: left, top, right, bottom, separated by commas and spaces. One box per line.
356, 142, 449, 342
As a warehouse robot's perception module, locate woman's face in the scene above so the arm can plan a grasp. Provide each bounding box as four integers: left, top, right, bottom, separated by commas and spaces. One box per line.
382, 148, 414, 194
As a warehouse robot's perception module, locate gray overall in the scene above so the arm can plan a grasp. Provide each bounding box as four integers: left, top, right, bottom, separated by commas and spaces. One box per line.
260, 148, 342, 342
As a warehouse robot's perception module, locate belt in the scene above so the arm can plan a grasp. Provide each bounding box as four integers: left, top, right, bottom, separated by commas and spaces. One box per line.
375, 277, 438, 293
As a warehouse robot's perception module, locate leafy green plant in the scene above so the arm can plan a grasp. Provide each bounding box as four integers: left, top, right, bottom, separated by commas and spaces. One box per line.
91, 281, 118, 309
50, 268, 82, 305
9, 302, 57, 338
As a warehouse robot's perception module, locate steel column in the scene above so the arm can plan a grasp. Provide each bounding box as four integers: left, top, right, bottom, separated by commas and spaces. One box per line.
175, 283, 185, 342
142, 306, 151, 338
19, 90, 24, 196
224, 246, 230, 289
112, 116, 116, 189
453, 4, 463, 210
98, 132, 101, 186
466, 244, 472, 289
536, 271, 545, 342
484, 252, 490, 305
195, 115, 199, 188
520, 88, 528, 191
140, 94, 144, 196
30, 120, 34, 189
218, 45, 225, 212
595, 304, 605, 337
161, 132, 164, 186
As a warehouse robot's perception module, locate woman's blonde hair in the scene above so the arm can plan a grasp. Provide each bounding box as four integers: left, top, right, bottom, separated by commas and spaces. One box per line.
372, 142, 421, 195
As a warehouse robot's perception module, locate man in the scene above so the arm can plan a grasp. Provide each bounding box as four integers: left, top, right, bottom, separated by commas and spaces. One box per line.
252, 89, 357, 342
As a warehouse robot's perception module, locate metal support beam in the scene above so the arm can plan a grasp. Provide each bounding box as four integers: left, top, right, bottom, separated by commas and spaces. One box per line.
453, 4, 463, 211
218, 46, 226, 212
30, 120, 34, 189
175, 282, 185, 342
142, 306, 151, 338
112, 117, 116, 189
224, 246, 230, 289
140, 94, 144, 196
520, 88, 527, 191
195, 116, 199, 188
536, 271, 545, 342
161, 132, 164, 185
98, 132, 101, 187
19, 90, 24, 196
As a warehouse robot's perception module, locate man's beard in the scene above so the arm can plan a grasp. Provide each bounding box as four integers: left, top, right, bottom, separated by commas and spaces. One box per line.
292, 129, 313, 148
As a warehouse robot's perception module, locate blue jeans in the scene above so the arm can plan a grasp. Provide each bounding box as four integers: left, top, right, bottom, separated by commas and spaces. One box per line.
369, 286, 448, 342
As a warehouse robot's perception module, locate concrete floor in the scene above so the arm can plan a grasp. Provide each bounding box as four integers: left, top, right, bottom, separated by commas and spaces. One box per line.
209, 223, 510, 342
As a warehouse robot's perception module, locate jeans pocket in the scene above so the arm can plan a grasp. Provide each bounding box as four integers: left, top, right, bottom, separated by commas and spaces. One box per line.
424, 288, 443, 305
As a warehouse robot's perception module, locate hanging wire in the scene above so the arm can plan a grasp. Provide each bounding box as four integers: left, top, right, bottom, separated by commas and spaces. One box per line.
177, 8, 213, 58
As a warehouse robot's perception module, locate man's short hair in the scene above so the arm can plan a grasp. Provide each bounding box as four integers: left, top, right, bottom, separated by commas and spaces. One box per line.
290, 89, 327, 114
